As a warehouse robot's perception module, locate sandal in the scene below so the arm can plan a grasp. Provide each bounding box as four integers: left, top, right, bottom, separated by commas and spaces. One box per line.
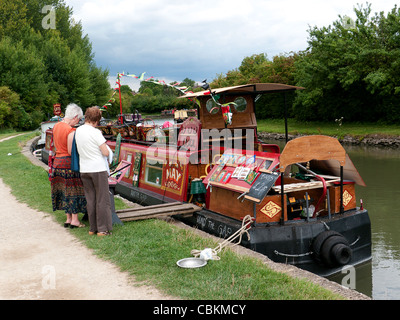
97, 231, 112, 236
64, 223, 71, 228
70, 223, 86, 229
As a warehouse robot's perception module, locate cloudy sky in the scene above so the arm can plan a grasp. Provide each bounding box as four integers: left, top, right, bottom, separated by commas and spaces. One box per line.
64, 0, 397, 90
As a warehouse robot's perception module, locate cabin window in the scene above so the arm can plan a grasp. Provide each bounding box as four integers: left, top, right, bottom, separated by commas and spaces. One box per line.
145, 159, 163, 186
233, 97, 247, 112
206, 98, 219, 114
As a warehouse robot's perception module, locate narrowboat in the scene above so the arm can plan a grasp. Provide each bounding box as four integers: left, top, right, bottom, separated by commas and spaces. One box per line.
174, 109, 197, 123
161, 109, 175, 117
41, 83, 371, 277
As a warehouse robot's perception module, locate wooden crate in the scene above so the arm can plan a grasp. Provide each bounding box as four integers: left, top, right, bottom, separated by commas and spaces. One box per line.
328, 183, 357, 213
208, 186, 287, 223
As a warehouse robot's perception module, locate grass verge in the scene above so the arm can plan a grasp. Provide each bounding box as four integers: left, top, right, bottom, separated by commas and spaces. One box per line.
0, 133, 343, 300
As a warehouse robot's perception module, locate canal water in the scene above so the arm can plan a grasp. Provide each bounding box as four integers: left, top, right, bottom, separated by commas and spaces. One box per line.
331, 144, 400, 300
263, 138, 400, 300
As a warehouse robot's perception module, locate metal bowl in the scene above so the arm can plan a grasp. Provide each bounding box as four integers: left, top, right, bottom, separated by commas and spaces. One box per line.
176, 257, 207, 268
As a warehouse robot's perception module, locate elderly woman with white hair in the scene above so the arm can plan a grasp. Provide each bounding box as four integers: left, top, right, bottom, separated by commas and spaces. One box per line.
51, 103, 87, 228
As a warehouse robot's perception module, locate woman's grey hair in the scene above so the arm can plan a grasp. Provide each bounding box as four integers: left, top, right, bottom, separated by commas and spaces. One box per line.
64, 103, 83, 120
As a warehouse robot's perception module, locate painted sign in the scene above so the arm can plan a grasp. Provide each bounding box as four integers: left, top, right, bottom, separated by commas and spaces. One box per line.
162, 162, 184, 193
260, 201, 281, 219
342, 190, 353, 207
132, 152, 142, 187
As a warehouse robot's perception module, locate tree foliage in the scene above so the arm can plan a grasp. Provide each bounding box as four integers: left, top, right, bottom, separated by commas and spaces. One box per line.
293, 3, 400, 123
0, 0, 110, 130
211, 53, 299, 119
209, 3, 400, 124
130, 79, 195, 114
2, 0, 399, 129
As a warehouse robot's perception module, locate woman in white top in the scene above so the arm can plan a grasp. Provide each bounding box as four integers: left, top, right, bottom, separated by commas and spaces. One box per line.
75, 107, 112, 236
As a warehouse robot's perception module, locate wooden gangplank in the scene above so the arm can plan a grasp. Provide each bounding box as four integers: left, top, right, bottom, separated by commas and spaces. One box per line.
116, 202, 201, 222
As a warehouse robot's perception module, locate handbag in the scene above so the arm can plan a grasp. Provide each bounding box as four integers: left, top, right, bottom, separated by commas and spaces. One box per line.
71, 132, 80, 172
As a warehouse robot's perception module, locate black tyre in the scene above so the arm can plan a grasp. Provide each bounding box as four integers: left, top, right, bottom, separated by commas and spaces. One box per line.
331, 243, 352, 266
320, 235, 352, 267
311, 230, 343, 263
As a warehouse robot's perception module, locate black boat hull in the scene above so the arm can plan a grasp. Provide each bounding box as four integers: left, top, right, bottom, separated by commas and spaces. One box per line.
116, 181, 372, 277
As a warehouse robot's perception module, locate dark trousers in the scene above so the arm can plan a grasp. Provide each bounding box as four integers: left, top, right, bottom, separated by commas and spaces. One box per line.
80, 171, 112, 233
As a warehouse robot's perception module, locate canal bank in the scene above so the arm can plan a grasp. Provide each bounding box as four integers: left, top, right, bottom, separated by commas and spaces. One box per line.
258, 132, 400, 148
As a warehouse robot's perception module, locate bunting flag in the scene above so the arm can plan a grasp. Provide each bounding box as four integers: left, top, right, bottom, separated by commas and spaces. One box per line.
120, 72, 147, 80
221, 105, 233, 125
205, 91, 237, 125
100, 89, 118, 110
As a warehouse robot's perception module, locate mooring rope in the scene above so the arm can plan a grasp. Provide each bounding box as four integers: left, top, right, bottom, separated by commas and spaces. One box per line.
191, 215, 254, 261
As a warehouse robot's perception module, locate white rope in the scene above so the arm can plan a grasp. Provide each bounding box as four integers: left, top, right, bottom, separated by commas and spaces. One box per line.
191, 215, 254, 261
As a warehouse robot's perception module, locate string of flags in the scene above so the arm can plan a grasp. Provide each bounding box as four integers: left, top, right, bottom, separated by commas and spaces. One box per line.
100, 72, 195, 111
118, 72, 194, 95
100, 72, 236, 125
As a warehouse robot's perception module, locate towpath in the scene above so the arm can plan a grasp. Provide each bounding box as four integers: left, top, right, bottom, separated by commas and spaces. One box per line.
0, 135, 174, 300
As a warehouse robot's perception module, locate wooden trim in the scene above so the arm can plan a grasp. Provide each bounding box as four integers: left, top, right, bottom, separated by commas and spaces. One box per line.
208, 181, 249, 193
271, 179, 340, 193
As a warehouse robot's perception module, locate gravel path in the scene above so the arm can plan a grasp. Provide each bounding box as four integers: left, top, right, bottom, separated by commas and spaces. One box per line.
0, 135, 175, 300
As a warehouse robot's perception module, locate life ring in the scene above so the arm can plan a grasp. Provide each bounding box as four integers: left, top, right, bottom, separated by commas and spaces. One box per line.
204, 164, 211, 176
311, 230, 352, 267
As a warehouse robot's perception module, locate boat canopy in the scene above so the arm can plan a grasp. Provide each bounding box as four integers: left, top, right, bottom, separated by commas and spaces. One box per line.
279, 136, 346, 170
279, 135, 366, 186
181, 83, 304, 99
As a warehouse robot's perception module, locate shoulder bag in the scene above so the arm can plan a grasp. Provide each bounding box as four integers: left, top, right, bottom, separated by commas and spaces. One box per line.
71, 132, 80, 172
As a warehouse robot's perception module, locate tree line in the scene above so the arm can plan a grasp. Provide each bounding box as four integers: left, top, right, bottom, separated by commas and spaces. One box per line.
0, 0, 110, 130
211, 3, 400, 124
1, 2, 399, 130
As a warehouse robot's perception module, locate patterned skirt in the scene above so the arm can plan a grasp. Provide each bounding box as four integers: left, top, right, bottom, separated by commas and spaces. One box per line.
51, 156, 87, 214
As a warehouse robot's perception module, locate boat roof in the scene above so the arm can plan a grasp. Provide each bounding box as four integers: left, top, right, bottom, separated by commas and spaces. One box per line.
181, 83, 304, 99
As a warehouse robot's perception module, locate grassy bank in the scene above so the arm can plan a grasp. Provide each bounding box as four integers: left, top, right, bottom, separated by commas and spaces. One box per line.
0, 132, 342, 300
257, 119, 400, 139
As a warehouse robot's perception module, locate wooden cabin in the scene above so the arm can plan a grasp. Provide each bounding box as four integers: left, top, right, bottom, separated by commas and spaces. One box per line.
182, 83, 302, 152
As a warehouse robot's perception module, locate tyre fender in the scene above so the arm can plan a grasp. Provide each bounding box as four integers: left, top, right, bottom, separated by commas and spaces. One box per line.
311, 230, 352, 267
320, 235, 352, 267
